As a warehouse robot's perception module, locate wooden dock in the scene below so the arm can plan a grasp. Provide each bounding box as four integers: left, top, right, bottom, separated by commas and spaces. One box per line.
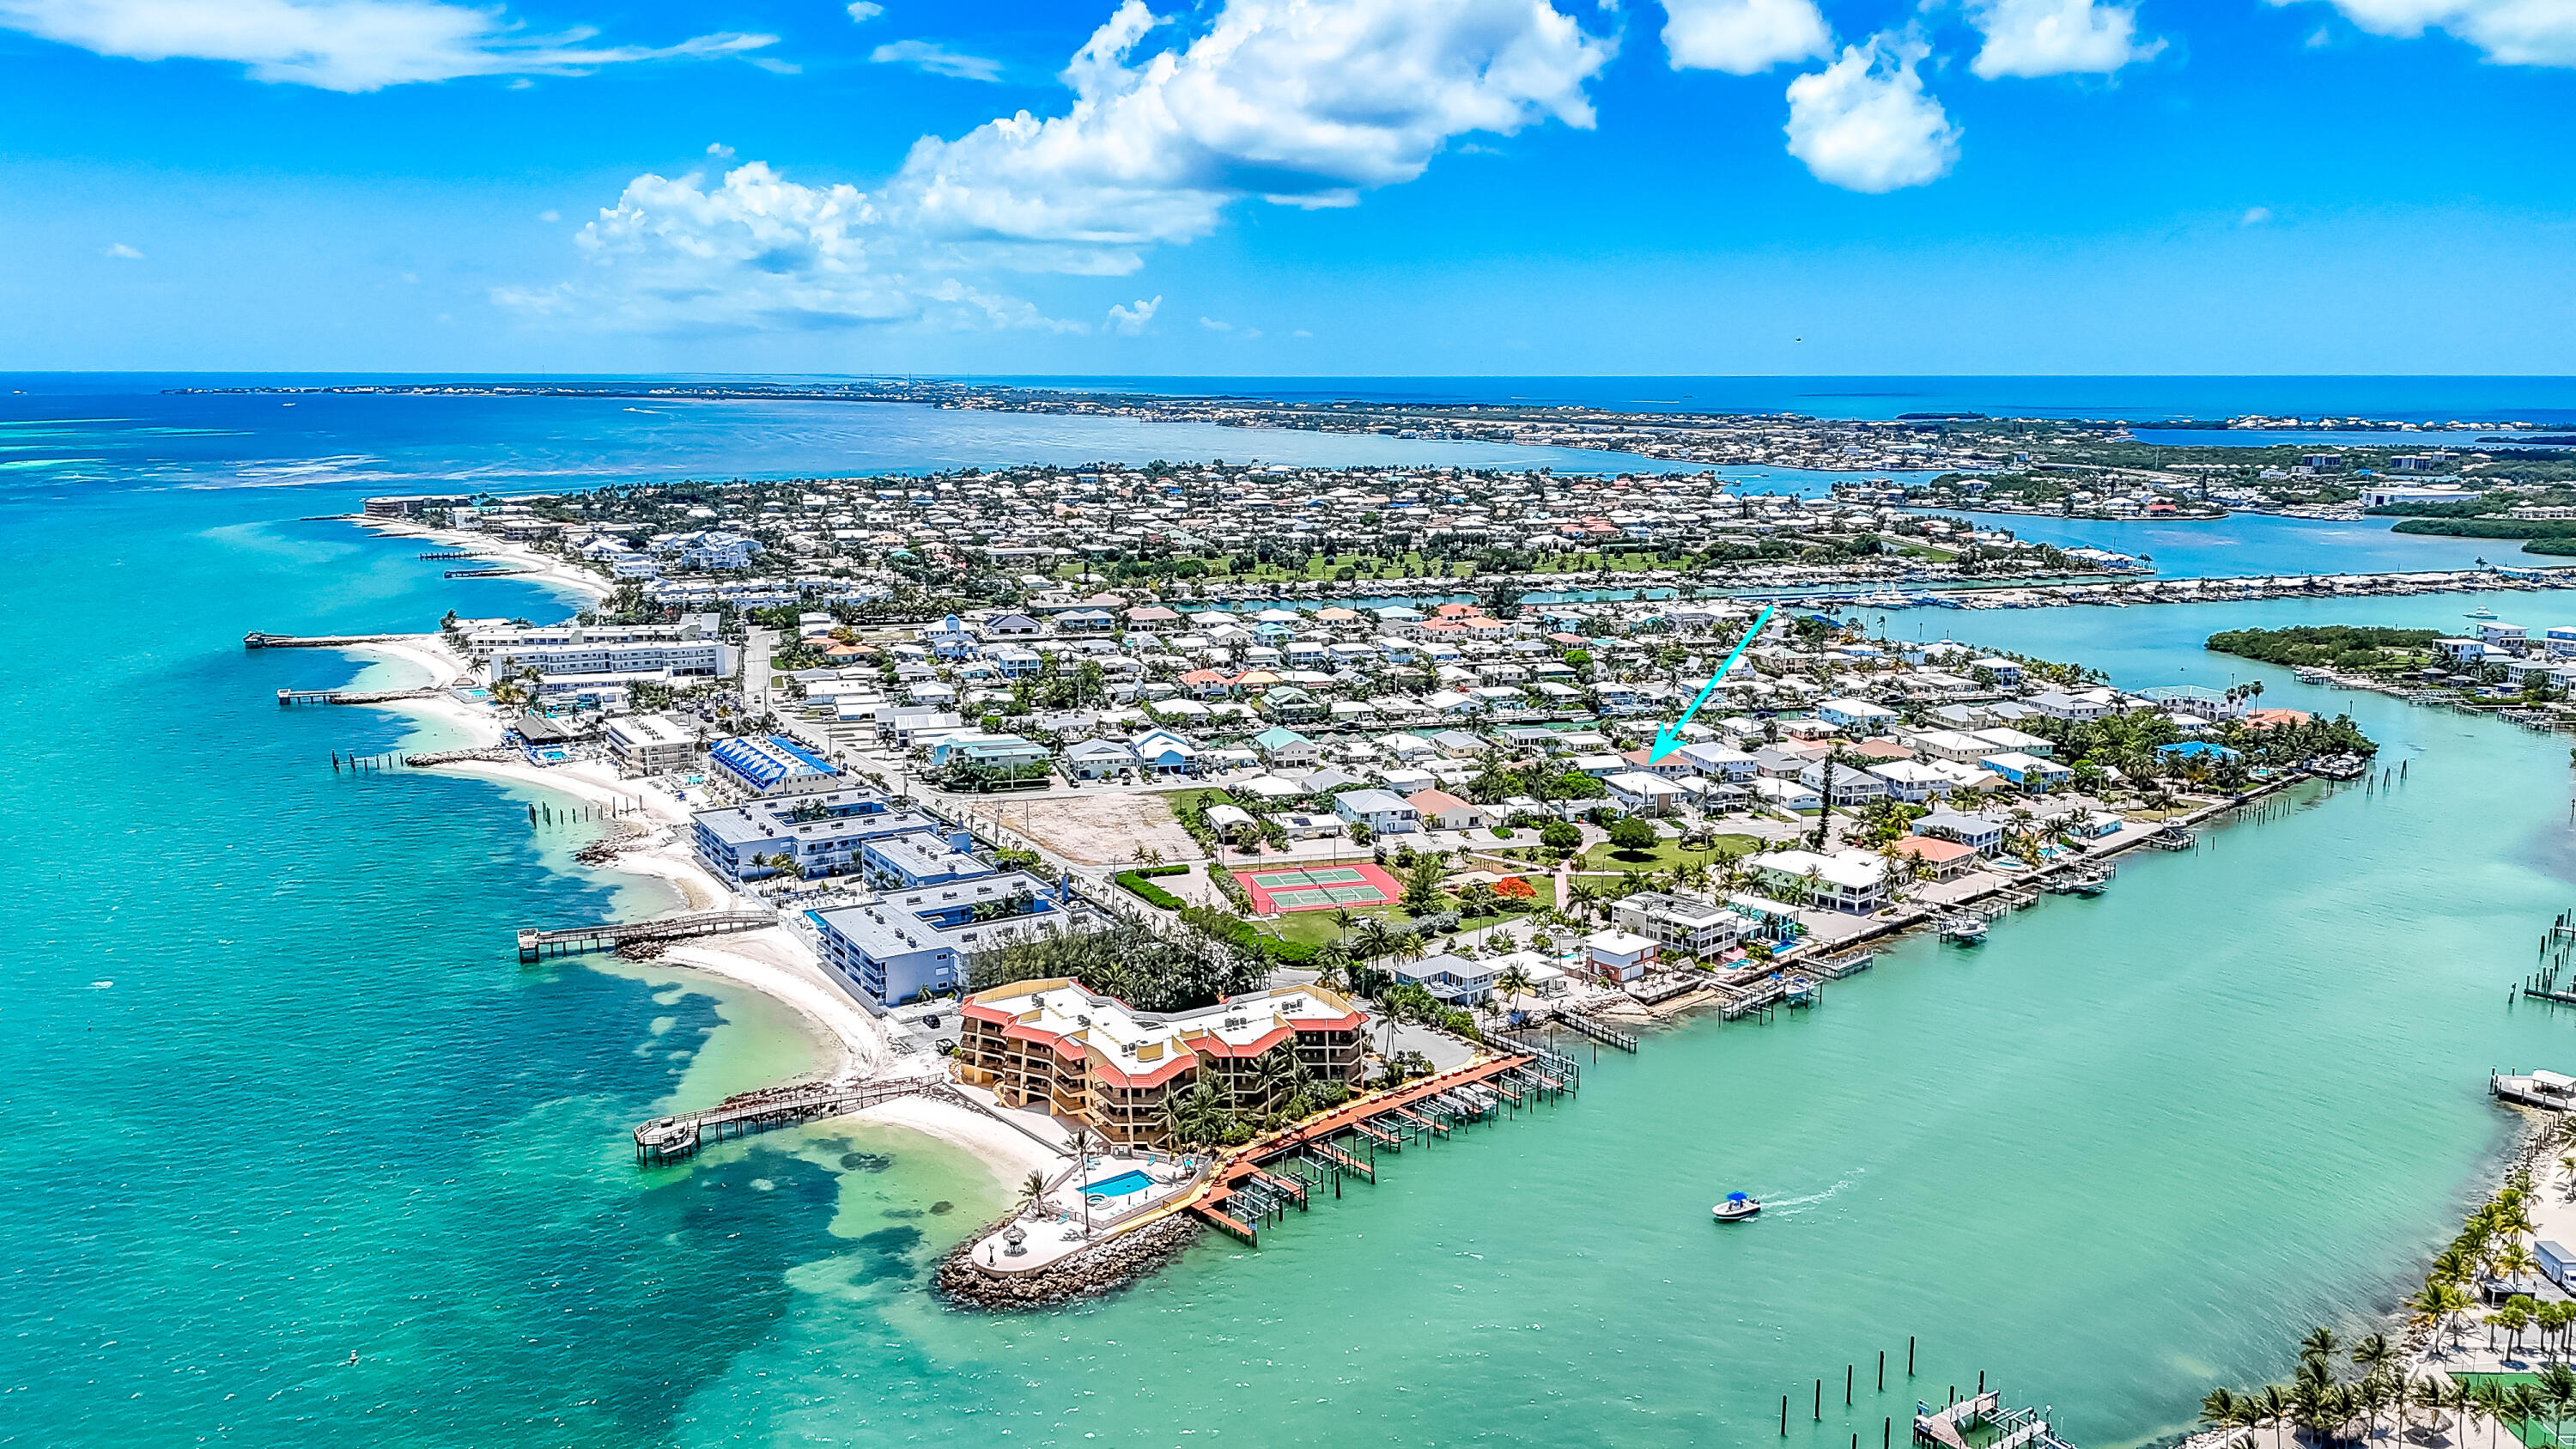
1558, 1011, 1640, 1052
518, 909, 775, 963
1188, 1052, 1574, 1240
635, 1075, 939, 1165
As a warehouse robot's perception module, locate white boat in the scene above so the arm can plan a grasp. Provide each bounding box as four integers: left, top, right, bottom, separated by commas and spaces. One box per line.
2466, 606, 2499, 620
1713, 1192, 1761, 1221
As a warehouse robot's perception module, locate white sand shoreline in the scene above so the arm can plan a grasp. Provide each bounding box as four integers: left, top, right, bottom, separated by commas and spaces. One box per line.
323, 624, 1060, 1193
354, 515, 613, 604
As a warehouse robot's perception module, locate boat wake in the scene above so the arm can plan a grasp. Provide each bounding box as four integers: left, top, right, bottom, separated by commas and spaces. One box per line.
1762, 1174, 1858, 1215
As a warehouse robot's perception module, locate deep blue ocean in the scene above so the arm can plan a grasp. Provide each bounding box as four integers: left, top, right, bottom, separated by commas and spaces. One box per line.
969, 374, 2576, 423
9, 374, 2576, 1449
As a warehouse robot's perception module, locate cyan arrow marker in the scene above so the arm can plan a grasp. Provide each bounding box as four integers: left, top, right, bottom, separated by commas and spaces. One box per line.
1647, 604, 1774, 764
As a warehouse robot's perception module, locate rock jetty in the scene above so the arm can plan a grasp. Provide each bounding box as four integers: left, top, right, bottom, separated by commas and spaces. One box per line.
934, 1213, 1204, 1312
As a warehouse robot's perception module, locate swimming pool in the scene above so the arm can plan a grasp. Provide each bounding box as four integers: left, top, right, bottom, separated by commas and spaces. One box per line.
1083, 1169, 1154, 1198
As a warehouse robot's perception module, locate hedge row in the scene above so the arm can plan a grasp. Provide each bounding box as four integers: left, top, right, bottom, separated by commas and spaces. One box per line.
1115, 871, 1186, 910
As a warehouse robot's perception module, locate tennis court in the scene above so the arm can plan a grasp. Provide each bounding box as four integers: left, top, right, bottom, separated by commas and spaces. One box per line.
1233, 862, 1402, 914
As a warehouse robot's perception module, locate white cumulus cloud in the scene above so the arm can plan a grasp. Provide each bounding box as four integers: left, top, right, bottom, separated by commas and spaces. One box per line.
1783, 33, 1961, 192
846, 1, 883, 19
1658, 0, 1829, 74
0, 0, 776, 91
2239, 205, 2272, 225
2269, 0, 2576, 67
102, 241, 144, 259
1106, 295, 1162, 333
897, 0, 1615, 253
511, 0, 1617, 336
1967, 0, 2161, 77
870, 38, 1005, 82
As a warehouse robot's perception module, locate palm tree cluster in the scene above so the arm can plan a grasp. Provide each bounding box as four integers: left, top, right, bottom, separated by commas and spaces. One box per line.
1153, 1040, 1352, 1150
2204, 1170, 2576, 1449
2200, 1329, 2393, 1446
2409, 1174, 2543, 1355
965, 915, 1265, 1014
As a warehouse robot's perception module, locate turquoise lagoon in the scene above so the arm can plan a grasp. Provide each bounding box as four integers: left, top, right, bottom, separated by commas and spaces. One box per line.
8, 386, 2576, 1447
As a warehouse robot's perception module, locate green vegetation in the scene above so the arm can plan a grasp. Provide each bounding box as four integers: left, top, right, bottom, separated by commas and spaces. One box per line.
1574, 831, 1762, 874
2010, 702, 2378, 798
2391, 517, 2576, 541
965, 915, 1265, 1014
2204, 625, 2441, 674
1113, 865, 1189, 910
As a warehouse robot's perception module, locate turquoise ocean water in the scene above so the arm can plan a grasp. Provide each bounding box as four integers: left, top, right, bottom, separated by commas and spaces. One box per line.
9, 379, 2576, 1447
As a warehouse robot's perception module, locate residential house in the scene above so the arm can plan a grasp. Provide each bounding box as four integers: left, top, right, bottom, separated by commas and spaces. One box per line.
1334, 788, 1421, 836
1747, 848, 1888, 913
1406, 789, 1487, 831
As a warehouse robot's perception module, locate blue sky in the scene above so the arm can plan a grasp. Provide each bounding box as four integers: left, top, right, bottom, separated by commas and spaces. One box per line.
0, 0, 2568, 375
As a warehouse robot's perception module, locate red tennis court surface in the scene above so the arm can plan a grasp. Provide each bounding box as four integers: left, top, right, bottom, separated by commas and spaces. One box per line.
1232, 861, 1402, 913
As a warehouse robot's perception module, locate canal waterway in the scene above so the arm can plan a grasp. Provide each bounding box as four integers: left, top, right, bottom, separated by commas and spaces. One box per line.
9, 382, 2576, 1448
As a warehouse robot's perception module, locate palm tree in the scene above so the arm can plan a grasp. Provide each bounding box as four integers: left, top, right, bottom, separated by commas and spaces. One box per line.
2508, 1384, 2549, 1447
2537, 1361, 2576, 1444
1350, 916, 1399, 976
1020, 1171, 1048, 1208
2251, 1385, 2293, 1446
2497, 1300, 2537, 1361
2198, 1388, 2241, 1443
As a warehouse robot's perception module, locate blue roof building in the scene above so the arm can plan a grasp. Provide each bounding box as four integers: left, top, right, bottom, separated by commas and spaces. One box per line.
708, 734, 841, 798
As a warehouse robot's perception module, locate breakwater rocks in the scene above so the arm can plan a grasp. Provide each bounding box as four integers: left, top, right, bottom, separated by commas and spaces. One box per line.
935, 1213, 1205, 1312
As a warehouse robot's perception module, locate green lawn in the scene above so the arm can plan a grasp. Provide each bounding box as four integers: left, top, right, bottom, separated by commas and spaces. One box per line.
1577, 833, 1764, 874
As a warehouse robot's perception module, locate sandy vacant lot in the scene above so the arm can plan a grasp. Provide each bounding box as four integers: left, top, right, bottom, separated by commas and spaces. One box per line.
997, 790, 1200, 868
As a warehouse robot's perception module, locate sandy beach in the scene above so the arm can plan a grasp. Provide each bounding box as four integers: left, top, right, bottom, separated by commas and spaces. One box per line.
355, 516, 613, 605
324, 628, 1072, 1192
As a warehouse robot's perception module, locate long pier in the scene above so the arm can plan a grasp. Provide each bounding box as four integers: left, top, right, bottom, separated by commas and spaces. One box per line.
634, 1075, 939, 1165
245, 630, 434, 649
1187, 1052, 1577, 1245
517, 909, 775, 963
277, 685, 447, 707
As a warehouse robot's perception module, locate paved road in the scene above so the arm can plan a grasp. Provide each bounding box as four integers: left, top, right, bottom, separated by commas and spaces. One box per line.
743, 627, 777, 715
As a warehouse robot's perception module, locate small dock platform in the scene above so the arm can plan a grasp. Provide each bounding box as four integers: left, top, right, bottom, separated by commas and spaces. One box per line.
518, 909, 775, 963
2493, 1069, 2576, 1111
1915, 1390, 2079, 1449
